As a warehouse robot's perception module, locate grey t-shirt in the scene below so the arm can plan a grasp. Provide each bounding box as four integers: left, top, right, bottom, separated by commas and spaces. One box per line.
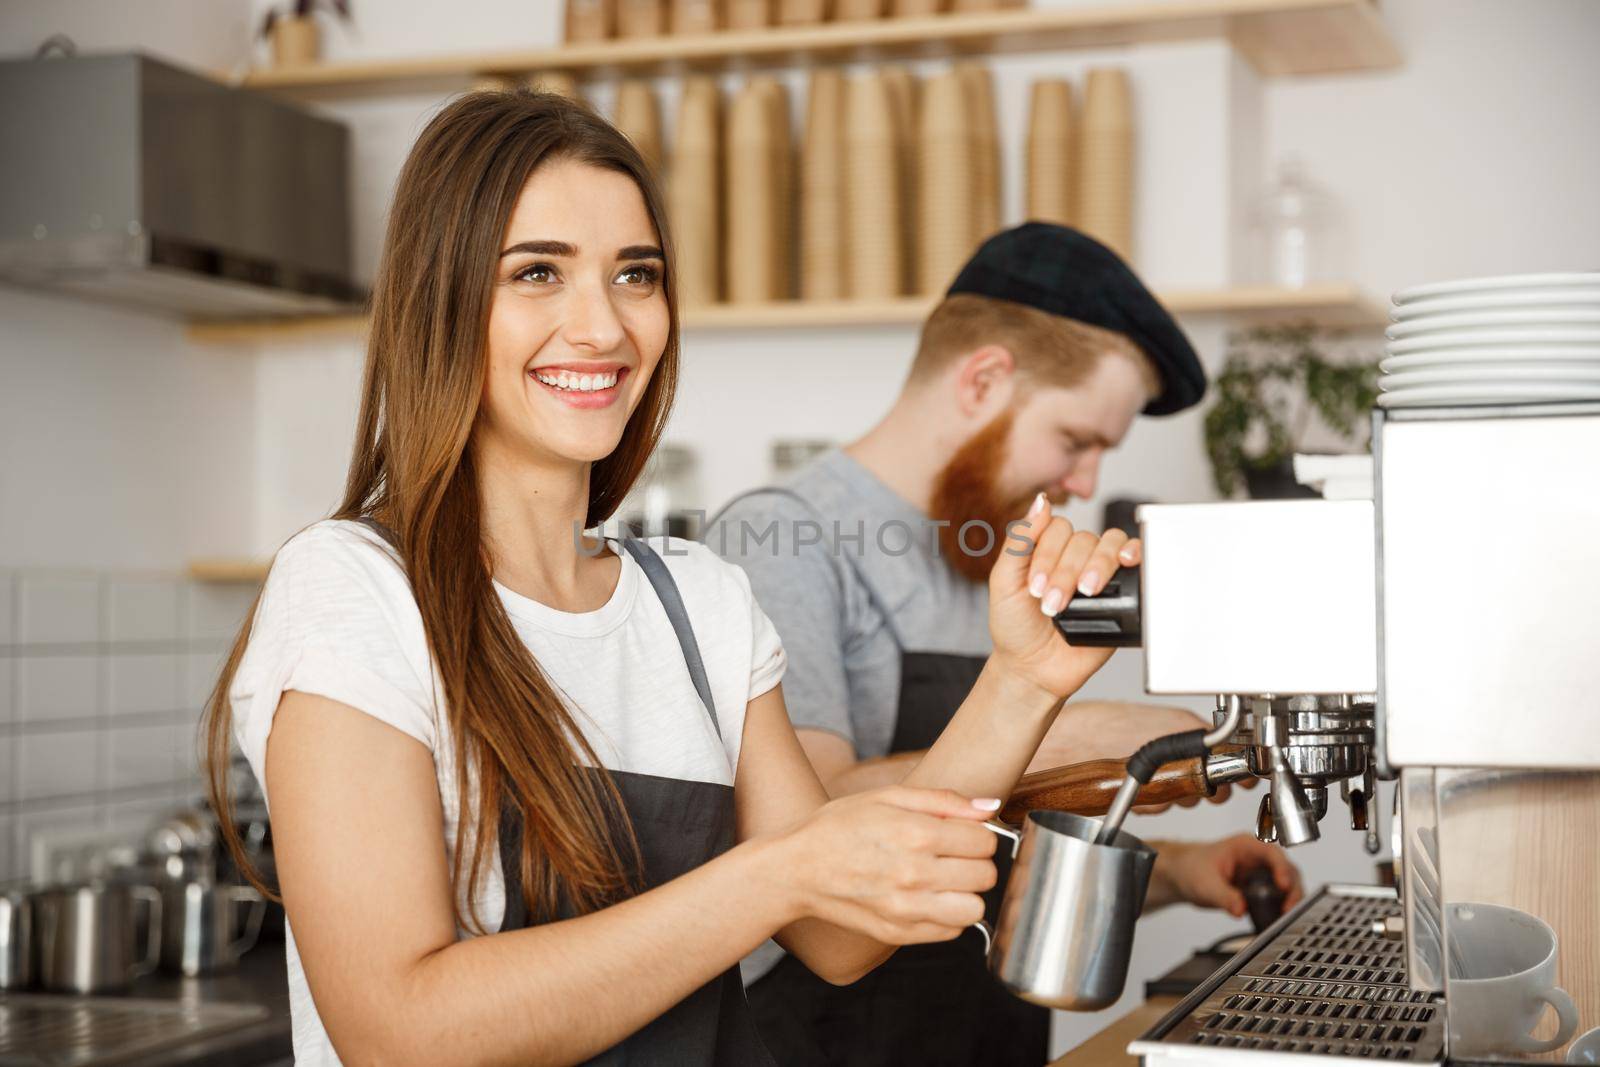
708, 448, 992, 761
711, 449, 995, 984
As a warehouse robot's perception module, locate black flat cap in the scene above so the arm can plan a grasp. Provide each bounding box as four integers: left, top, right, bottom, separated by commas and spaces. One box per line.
946, 223, 1206, 416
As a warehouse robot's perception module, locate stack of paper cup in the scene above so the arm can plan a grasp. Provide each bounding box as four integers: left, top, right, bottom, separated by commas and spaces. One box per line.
917, 68, 976, 295
779, 0, 827, 23
613, 80, 663, 177
668, 77, 722, 306
565, 0, 613, 42
1026, 79, 1075, 226
727, 0, 771, 29
761, 78, 794, 299
726, 78, 786, 303
882, 65, 920, 297
835, 0, 887, 19
844, 71, 902, 300
616, 0, 667, 35
957, 62, 1000, 244
801, 69, 847, 301
670, 0, 722, 33
1077, 67, 1134, 262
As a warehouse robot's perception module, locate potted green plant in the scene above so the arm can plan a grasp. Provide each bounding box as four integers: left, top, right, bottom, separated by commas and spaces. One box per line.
1203, 322, 1382, 499
259, 0, 351, 68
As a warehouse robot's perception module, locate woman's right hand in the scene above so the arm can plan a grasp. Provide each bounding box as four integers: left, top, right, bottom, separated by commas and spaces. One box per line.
772, 786, 1003, 945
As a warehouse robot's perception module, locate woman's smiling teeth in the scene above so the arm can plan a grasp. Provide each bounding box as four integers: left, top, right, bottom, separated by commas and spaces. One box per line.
533, 369, 620, 392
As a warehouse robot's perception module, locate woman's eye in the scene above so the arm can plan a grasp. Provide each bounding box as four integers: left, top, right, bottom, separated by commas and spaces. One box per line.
514, 263, 558, 284
616, 264, 661, 287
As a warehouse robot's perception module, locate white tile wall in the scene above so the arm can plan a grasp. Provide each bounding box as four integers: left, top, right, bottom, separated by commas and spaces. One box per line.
107, 577, 182, 643
17, 573, 100, 645
0, 733, 12, 807
0, 566, 245, 883
105, 795, 182, 838
108, 724, 181, 791
183, 649, 227, 710
107, 653, 181, 718
15, 729, 101, 802
173, 715, 203, 781
13, 803, 106, 885
184, 583, 257, 643
15, 655, 101, 723
0, 570, 14, 646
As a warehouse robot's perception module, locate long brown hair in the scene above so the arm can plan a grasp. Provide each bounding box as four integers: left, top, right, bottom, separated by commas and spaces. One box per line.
202, 89, 678, 928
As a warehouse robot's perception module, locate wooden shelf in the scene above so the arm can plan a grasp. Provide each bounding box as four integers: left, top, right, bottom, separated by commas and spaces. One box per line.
185, 284, 1387, 344
187, 558, 273, 583
238, 0, 1398, 95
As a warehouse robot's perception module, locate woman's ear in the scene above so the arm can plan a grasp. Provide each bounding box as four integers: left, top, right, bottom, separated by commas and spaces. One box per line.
953, 344, 1018, 417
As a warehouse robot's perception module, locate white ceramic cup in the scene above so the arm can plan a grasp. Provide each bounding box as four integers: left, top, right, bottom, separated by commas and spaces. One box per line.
1447, 902, 1579, 1058
1567, 1026, 1600, 1064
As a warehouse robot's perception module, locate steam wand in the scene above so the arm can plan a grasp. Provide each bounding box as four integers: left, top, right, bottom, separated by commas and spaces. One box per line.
1093, 696, 1245, 846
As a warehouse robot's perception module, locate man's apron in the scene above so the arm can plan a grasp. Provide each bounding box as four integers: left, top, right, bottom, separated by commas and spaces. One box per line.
710, 493, 1050, 1066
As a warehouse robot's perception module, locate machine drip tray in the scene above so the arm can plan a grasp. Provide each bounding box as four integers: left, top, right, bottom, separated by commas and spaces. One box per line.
1131, 885, 1445, 1064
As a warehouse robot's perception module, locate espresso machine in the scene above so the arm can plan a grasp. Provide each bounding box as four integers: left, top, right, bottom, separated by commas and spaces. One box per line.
1049, 399, 1600, 1063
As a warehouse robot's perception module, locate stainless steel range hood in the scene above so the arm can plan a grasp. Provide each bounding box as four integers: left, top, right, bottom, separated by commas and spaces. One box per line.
0, 53, 362, 319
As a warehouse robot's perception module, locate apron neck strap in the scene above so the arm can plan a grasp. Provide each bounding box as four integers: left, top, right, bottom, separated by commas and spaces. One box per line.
619, 536, 721, 739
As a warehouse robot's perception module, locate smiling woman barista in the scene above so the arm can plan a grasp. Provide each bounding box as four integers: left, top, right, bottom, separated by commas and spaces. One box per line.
196, 91, 1148, 1066
714, 226, 1303, 1066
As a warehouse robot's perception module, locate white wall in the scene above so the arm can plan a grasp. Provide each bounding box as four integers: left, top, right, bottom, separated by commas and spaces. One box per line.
1266, 0, 1600, 299
0, 1, 261, 887
0, 0, 252, 74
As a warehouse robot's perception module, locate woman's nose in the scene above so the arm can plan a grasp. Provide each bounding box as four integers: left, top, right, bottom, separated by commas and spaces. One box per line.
562, 282, 627, 352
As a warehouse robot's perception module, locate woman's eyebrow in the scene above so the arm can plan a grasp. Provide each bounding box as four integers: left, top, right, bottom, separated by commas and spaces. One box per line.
500, 239, 576, 258
617, 244, 664, 260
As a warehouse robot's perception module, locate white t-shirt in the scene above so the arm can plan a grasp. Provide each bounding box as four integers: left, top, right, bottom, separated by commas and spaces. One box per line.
230, 519, 787, 1067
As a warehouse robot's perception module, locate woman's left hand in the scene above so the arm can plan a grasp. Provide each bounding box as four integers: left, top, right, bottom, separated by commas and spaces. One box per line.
1156, 835, 1305, 919
988, 493, 1142, 703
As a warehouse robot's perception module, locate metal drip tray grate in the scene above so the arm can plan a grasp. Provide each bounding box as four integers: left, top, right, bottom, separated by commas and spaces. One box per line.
0, 995, 267, 1067
1133, 886, 1445, 1063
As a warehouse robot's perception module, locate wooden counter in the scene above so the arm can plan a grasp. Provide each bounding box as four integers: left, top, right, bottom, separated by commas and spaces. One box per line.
1049, 997, 1180, 1067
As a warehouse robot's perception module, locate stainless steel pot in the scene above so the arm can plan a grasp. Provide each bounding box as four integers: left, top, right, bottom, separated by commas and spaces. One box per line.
0, 884, 32, 990
160, 878, 265, 977
34, 881, 162, 993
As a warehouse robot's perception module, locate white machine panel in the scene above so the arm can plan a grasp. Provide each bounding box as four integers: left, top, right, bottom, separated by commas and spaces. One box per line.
1379, 410, 1600, 769
1139, 500, 1378, 695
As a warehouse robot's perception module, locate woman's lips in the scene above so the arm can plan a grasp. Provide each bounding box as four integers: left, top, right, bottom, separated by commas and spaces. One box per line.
528, 366, 628, 410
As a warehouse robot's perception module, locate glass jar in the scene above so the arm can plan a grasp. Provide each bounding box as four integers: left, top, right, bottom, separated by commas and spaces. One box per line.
1251, 158, 1342, 289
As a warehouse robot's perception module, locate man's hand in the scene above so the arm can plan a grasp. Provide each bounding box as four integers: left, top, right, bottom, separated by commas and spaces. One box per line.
1030, 701, 1211, 768
1026, 701, 1256, 812
1149, 835, 1304, 919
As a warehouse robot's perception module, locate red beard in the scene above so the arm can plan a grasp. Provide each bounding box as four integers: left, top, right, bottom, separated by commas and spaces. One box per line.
928, 410, 1037, 583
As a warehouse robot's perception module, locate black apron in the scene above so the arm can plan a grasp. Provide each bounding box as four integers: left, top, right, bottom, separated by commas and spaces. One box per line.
359, 520, 773, 1066
710, 492, 1051, 1067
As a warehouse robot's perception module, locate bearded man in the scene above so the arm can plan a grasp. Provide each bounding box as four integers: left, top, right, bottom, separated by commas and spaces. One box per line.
709, 223, 1299, 1066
